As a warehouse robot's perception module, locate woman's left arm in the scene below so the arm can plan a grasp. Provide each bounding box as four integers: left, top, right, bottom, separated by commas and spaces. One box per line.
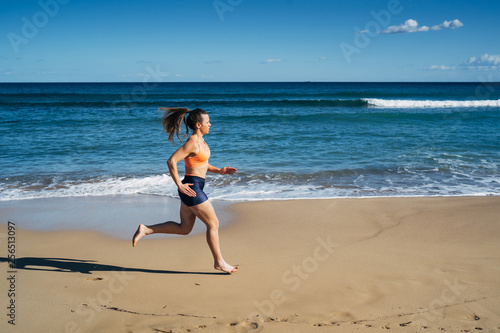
207, 164, 237, 175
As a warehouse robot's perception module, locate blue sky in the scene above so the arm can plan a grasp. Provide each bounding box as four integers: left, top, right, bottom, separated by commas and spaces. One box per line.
1, 0, 499, 82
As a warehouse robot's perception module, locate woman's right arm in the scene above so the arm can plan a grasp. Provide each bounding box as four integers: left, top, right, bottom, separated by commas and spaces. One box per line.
167, 139, 197, 197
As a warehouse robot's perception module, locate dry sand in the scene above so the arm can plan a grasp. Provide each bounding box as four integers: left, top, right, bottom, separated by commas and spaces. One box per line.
1, 196, 500, 332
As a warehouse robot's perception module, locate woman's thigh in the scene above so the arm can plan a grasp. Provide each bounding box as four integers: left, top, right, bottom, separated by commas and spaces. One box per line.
189, 200, 219, 228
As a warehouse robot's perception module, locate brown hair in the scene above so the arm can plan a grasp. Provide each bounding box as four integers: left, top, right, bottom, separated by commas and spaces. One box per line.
159, 107, 208, 144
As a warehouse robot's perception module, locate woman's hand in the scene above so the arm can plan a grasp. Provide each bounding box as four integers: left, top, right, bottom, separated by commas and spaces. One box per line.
178, 183, 196, 197
220, 166, 237, 175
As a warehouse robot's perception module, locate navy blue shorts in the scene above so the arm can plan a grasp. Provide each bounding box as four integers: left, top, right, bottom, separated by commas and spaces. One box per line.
178, 175, 209, 206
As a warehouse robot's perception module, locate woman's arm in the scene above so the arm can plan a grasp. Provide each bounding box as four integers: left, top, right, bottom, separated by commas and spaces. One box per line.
207, 164, 237, 175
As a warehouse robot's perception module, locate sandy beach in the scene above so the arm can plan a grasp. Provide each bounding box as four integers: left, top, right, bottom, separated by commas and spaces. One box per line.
1, 196, 500, 332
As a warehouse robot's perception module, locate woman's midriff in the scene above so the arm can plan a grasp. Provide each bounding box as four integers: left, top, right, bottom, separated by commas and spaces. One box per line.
185, 166, 208, 179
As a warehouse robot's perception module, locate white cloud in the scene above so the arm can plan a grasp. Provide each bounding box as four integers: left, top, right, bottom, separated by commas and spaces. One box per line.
431, 19, 464, 30
378, 19, 463, 34
175, 74, 183, 77
465, 54, 500, 69
423, 54, 500, 72
260, 59, 283, 64
380, 19, 423, 34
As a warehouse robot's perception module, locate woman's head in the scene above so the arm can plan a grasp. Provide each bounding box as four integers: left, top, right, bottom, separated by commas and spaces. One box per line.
160, 107, 208, 144
185, 108, 208, 131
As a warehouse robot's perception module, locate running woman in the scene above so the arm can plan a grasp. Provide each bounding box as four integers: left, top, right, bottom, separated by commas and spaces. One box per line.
132, 107, 238, 274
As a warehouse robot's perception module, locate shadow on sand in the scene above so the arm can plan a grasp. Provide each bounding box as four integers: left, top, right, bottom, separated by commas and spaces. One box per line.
0, 257, 227, 275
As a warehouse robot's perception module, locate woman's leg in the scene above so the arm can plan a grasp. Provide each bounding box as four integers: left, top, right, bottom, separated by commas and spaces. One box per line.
189, 200, 238, 273
132, 202, 196, 247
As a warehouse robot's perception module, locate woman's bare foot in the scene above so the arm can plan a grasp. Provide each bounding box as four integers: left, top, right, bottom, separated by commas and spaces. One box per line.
132, 224, 149, 247
214, 261, 239, 274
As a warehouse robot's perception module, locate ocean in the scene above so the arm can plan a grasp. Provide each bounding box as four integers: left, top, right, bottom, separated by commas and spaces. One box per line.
1, 82, 500, 202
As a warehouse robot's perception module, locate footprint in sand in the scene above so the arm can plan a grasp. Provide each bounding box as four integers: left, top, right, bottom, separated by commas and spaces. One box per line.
86, 277, 103, 281
229, 321, 259, 331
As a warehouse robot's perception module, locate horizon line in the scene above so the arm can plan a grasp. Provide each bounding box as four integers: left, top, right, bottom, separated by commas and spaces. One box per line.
1, 81, 499, 84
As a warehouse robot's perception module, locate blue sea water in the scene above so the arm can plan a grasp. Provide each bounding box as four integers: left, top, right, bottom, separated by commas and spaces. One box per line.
1, 82, 499, 201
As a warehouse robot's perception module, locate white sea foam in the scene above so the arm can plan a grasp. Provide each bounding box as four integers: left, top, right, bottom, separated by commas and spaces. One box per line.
1, 172, 498, 202
363, 98, 500, 108
0, 175, 179, 201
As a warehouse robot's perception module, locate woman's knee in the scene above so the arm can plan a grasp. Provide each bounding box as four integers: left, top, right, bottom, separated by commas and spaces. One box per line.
211, 217, 220, 228
179, 225, 193, 235
178, 219, 195, 235
205, 218, 219, 230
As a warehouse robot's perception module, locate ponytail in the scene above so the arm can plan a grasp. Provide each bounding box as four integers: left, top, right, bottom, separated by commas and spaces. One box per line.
159, 107, 208, 144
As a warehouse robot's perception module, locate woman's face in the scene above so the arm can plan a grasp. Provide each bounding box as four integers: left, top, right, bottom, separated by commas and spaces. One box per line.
198, 114, 211, 134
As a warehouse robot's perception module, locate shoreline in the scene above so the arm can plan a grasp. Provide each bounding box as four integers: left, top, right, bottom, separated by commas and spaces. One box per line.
1, 196, 500, 332
0, 194, 234, 240
1, 193, 499, 237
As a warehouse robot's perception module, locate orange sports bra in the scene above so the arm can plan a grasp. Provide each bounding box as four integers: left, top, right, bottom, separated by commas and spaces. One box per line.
184, 138, 210, 168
